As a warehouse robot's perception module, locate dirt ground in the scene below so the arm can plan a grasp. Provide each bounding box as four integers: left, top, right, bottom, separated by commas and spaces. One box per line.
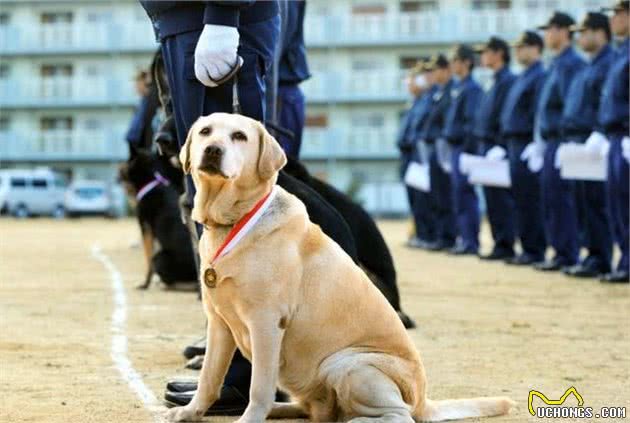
1, 217, 628, 423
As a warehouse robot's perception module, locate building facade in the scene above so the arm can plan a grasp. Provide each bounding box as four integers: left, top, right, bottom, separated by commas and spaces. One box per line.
0, 0, 606, 214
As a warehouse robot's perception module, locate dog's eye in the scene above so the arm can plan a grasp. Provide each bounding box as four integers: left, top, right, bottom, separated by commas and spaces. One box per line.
231, 131, 247, 142
199, 126, 211, 136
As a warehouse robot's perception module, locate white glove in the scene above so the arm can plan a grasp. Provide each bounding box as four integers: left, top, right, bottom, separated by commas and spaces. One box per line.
485, 145, 506, 161
521, 141, 545, 173
584, 131, 610, 158
194, 24, 239, 87
622, 136, 630, 163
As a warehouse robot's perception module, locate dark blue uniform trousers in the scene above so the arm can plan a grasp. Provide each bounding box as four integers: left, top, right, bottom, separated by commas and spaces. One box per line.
479, 142, 516, 254
607, 135, 629, 272
427, 148, 456, 247
277, 83, 305, 159
575, 178, 612, 271
161, 16, 280, 394
507, 139, 546, 261
401, 151, 436, 243
450, 146, 480, 251
540, 140, 579, 265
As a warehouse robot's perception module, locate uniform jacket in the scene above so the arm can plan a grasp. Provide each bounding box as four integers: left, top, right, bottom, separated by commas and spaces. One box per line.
418, 79, 455, 144
442, 74, 483, 149
473, 65, 516, 146
598, 38, 629, 136
562, 44, 615, 139
278, 0, 310, 84
500, 61, 546, 141
536, 46, 586, 141
140, 1, 279, 40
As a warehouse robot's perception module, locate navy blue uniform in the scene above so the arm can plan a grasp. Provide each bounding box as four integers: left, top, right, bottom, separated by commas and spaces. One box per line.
418, 80, 457, 248
277, 0, 310, 159
473, 66, 517, 255
599, 38, 629, 273
562, 44, 615, 273
442, 75, 483, 252
399, 87, 437, 243
536, 46, 586, 266
500, 60, 547, 261
141, 0, 280, 397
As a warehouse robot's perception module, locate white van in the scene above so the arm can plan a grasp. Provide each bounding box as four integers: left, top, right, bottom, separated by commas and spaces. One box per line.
64, 180, 114, 217
0, 168, 67, 218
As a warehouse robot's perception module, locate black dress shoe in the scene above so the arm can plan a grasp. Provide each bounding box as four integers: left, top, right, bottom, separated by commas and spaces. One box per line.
166, 379, 198, 393
183, 337, 206, 359
448, 245, 477, 256
534, 258, 572, 272
479, 249, 514, 261
600, 271, 630, 283
425, 240, 454, 252
165, 385, 248, 416
563, 264, 607, 278
505, 254, 540, 266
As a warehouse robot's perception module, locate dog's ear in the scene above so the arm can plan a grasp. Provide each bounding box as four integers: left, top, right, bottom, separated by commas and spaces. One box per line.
256, 122, 287, 180
179, 125, 193, 174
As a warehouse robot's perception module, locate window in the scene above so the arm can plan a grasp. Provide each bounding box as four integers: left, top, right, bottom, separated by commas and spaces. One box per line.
351, 3, 386, 14
84, 119, 101, 130
472, 0, 511, 9
351, 113, 385, 127
305, 114, 329, 127
0, 116, 9, 131
10, 178, 26, 188
86, 11, 112, 22
0, 13, 9, 26
0, 64, 9, 79
399, 1, 438, 12
40, 64, 73, 77
41, 117, 73, 131
41, 12, 73, 23
32, 179, 48, 189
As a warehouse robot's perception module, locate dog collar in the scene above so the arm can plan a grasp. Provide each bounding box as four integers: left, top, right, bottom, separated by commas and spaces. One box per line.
136, 172, 170, 201
210, 185, 278, 265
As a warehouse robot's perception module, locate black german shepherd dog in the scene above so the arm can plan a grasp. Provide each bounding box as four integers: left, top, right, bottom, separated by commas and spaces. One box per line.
119, 149, 197, 289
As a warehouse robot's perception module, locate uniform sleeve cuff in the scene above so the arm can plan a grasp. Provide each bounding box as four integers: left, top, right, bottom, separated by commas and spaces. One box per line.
203, 3, 240, 27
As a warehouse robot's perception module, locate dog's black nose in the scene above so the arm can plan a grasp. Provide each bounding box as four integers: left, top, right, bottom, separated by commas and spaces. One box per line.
204, 145, 223, 158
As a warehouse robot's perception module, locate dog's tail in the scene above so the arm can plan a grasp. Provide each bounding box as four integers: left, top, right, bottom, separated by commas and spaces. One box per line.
418, 396, 516, 421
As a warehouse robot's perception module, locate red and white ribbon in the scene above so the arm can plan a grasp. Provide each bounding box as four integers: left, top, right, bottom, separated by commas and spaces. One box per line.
211, 185, 277, 264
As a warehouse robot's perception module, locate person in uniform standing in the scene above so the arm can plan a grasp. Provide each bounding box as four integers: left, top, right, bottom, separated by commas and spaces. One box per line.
533, 12, 586, 272
500, 31, 548, 266
442, 45, 483, 255
561, 12, 616, 278
140, 0, 280, 414
398, 62, 436, 248
599, 0, 629, 283
473, 37, 517, 261
417, 55, 457, 252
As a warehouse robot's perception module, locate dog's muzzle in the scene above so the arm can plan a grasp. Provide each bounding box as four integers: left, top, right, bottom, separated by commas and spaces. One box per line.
199, 145, 225, 176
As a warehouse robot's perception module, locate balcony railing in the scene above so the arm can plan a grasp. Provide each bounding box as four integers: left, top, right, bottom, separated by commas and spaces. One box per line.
0, 3, 605, 55
0, 78, 138, 108
304, 6, 600, 47
301, 127, 399, 160
0, 130, 128, 161
302, 70, 407, 103
0, 22, 158, 54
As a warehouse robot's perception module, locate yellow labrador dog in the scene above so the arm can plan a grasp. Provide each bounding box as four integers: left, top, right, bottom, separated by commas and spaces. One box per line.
167, 113, 515, 423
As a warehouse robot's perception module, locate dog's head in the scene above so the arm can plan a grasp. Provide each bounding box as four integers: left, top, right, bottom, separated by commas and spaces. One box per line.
180, 113, 286, 183
180, 113, 286, 224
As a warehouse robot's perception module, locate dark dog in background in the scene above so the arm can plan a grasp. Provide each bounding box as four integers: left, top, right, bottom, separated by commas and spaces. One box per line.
119, 149, 197, 289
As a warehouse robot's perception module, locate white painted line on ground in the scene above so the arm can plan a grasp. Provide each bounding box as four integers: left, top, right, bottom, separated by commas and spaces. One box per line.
91, 244, 166, 422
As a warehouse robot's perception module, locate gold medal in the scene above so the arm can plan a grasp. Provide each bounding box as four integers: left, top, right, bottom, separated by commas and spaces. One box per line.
203, 267, 217, 288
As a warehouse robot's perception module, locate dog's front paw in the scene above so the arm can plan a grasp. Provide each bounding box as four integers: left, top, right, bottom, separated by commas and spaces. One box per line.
165, 405, 203, 422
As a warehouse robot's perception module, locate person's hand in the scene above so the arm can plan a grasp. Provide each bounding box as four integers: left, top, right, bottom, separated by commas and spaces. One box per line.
584, 131, 610, 158
485, 145, 506, 161
520, 141, 545, 173
194, 24, 239, 87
